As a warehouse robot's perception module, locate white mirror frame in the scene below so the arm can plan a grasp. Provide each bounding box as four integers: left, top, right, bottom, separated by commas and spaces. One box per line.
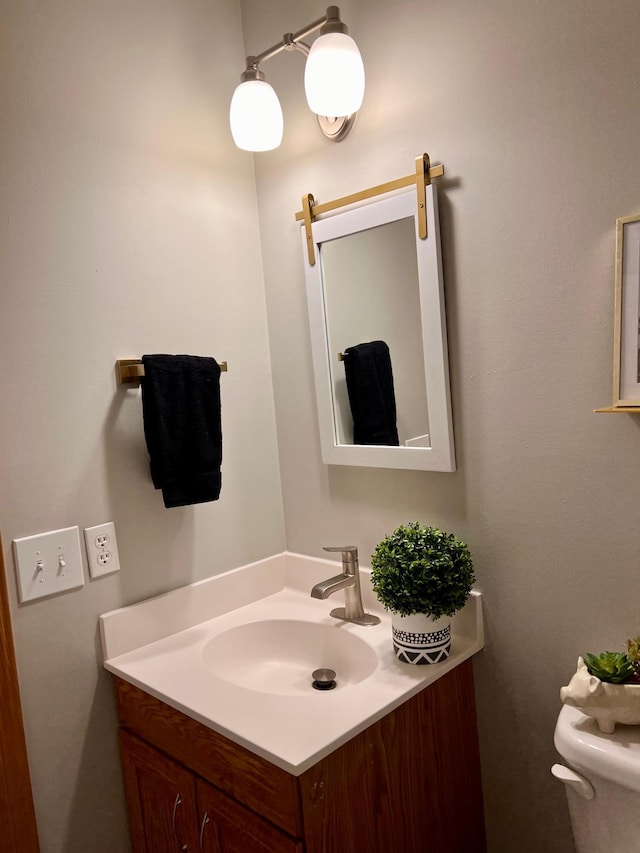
301, 185, 455, 471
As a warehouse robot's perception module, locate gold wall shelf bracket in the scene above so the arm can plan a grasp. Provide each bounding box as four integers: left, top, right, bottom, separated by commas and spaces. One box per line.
294, 152, 445, 265
116, 359, 228, 386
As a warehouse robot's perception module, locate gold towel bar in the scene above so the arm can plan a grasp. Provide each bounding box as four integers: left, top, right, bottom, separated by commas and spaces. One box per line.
116, 359, 228, 386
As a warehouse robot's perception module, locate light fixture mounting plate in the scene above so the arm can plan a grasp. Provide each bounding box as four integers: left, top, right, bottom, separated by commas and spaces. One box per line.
317, 113, 356, 142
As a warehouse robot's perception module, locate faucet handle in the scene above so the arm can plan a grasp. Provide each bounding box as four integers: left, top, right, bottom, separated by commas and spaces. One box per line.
323, 546, 358, 562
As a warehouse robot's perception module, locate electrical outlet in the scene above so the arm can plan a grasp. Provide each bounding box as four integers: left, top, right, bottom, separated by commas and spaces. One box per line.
84, 522, 120, 578
13, 526, 84, 603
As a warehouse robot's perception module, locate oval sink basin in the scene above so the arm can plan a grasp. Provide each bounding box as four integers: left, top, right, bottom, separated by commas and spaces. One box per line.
202, 619, 378, 696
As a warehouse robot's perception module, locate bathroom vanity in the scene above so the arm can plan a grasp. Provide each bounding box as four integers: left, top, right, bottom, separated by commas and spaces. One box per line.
102, 553, 486, 852
115, 661, 483, 852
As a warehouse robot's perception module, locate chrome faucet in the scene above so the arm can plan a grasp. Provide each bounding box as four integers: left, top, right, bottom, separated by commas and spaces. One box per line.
310, 546, 380, 626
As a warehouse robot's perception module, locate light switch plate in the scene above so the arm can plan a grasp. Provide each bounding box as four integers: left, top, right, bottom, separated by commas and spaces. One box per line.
84, 521, 121, 578
13, 526, 85, 603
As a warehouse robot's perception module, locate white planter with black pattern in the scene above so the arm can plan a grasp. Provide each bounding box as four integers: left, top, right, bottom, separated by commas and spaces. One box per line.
391, 612, 451, 665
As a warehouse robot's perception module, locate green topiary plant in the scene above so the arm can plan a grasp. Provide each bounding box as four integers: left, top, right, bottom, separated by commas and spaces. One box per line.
584, 651, 636, 684
370, 522, 475, 619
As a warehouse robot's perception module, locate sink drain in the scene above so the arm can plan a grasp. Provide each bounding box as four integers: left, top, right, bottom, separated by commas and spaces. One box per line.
312, 668, 337, 690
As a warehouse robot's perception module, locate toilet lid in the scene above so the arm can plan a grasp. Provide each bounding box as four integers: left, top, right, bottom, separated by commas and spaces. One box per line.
555, 704, 640, 792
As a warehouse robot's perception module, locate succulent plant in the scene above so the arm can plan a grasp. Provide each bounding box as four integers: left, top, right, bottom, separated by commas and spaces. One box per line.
626, 636, 640, 681
627, 636, 640, 663
584, 651, 636, 684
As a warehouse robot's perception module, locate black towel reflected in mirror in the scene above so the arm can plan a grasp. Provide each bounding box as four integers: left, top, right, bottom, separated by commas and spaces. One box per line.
343, 341, 400, 446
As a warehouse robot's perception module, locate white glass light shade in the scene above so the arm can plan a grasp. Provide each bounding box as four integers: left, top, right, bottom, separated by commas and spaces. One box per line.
229, 80, 283, 151
304, 32, 365, 117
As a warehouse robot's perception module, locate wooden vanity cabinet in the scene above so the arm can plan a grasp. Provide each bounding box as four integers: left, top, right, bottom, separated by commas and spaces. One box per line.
115, 659, 486, 853
120, 728, 302, 852
196, 779, 304, 853
120, 730, 201, 852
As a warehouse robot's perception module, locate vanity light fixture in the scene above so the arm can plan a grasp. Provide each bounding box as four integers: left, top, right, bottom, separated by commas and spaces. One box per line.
229, 6, 365, 152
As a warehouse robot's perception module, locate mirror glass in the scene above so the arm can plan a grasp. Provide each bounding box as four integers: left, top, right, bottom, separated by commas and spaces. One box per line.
321, 217, 429, 447
301, 186, 455, 471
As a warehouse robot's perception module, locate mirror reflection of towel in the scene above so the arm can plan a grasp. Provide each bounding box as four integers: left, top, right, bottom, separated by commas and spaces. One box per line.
343, 341, 399, 446
141, 354, 222, 508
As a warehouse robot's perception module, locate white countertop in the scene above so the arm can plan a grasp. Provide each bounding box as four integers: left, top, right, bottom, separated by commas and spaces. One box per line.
101, 552, 484, 775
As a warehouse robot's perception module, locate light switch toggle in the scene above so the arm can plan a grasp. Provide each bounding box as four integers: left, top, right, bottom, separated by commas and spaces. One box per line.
58, 555, 66, 573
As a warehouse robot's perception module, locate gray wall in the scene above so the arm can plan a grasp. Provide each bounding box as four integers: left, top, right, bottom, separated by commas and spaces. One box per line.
0, 1, 284, 850
241, 1, 640, 851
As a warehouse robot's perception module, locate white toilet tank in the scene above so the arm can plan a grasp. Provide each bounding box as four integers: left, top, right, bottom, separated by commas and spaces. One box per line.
553, 704, 640, 853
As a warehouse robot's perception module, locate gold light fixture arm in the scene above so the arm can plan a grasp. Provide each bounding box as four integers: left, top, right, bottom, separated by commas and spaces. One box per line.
294, 153, 444, 242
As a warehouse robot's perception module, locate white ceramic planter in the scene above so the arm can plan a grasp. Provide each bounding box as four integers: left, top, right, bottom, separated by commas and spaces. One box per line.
391, 612, 451, 665
560, 657, 640, 733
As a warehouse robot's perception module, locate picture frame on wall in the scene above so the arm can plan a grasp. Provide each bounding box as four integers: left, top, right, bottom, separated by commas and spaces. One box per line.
613, 213, 640, 407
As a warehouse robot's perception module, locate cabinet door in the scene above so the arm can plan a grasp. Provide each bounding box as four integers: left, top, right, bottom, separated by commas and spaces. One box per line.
119, 729, 201, 853
197, 779, 303, 853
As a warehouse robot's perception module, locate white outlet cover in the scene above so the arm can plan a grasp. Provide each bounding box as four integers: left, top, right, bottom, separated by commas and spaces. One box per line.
84, 522, 121, 578
13, 526, 85, 603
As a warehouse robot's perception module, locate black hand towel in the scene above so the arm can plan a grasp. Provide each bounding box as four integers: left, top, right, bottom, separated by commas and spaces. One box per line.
141, 354, 222, 508
343, 340, 400, 446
